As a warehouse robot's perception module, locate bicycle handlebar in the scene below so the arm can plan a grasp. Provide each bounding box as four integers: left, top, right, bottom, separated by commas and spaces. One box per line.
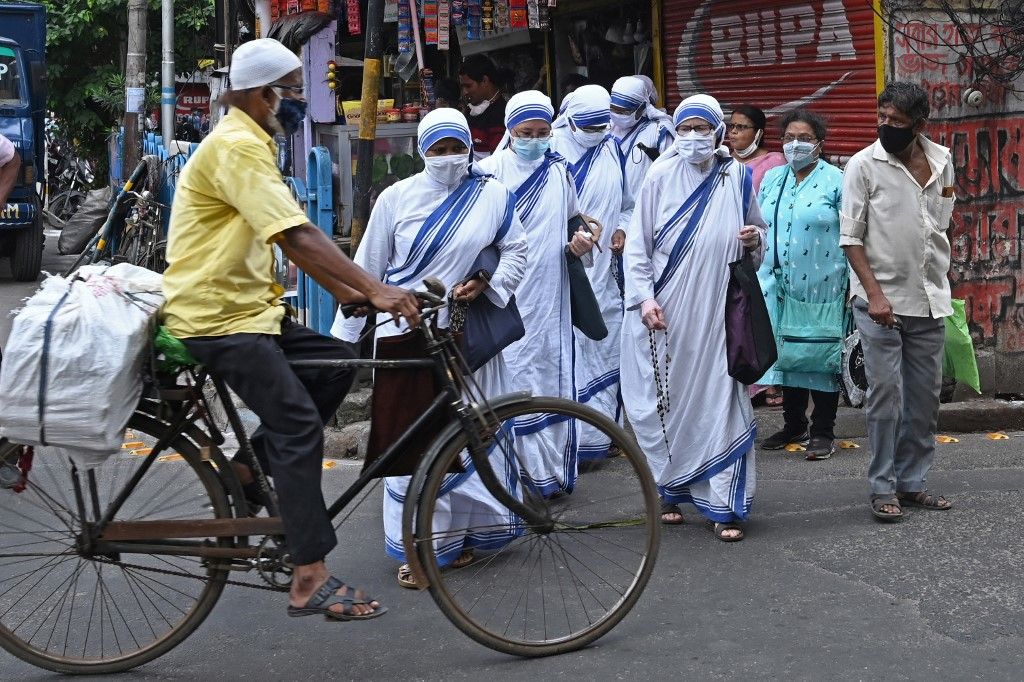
337, 277, 447, 320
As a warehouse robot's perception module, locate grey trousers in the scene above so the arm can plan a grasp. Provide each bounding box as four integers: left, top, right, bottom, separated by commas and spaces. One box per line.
852, 297, 945, 495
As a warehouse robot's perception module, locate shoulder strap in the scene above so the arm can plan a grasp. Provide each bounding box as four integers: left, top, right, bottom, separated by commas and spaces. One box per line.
772, 166, 791, 274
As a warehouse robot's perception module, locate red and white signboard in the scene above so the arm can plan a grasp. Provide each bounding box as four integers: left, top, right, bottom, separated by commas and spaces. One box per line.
175, 83, 211, 117
662, 0, 879, 160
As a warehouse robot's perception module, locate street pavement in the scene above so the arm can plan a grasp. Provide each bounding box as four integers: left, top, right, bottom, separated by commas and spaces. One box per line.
0, 229, 77, 345
2, 239, 1024, 680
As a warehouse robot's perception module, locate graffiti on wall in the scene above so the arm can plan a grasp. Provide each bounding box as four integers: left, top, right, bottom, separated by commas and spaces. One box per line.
894, 17, 1024, 354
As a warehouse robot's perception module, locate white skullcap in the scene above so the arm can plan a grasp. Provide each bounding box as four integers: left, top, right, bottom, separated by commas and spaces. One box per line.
229, 38, 302, 90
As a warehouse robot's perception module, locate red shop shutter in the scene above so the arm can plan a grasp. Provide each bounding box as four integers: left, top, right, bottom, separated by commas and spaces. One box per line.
661, 0, 879, 162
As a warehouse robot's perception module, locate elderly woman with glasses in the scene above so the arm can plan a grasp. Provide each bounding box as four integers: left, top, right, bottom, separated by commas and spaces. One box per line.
756, 108, 848, 462
728, 105, 786, 193
620, 94, 767, 542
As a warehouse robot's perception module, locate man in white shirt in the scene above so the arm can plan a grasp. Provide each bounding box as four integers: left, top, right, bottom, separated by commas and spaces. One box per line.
840, 82, 956, 523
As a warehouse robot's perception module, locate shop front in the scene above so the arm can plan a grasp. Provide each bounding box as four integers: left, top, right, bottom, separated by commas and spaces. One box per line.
660, 0, 882, 163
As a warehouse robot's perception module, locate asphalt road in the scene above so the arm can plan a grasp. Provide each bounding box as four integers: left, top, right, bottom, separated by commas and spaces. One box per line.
2, 237, 1023, 680
0, 229, 77, 345
1, 432, 1021, 681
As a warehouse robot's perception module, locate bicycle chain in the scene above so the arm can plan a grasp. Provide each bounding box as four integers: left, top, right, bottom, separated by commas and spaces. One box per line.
95, 557, 288, 593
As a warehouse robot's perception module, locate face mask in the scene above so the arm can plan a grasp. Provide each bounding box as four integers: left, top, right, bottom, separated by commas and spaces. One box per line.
783, 139, 820, 170
610, 111, 640, 132
734, 129, 763, 159
570, 124, 608, 149
511, 137, 550, 162
274, 96, 307, 136
423, 153, 470, 186
674, 131, 717, 164
467, 99, 491, 116
878, 124, 916, 154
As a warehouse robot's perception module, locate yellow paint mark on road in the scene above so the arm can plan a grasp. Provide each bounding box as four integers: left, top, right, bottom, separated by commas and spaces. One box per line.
936, 435, 960, 444
122, 441, 145, 449
986, 432, 1010, 440
839, 441, 860, 449
784, 443, 806, 452
157, 454, 185, 462
130, 448, 153, 456
322, 460, 338, 470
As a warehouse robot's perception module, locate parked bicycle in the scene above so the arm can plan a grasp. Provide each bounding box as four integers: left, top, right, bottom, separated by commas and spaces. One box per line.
0, 283, 660, 674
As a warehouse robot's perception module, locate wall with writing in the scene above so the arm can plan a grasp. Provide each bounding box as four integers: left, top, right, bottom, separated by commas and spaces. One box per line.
893, 15, 1024, 392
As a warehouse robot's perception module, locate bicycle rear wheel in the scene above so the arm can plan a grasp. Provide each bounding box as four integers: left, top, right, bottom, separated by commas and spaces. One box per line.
410, 396, 659, 657
0, 411, 231, 674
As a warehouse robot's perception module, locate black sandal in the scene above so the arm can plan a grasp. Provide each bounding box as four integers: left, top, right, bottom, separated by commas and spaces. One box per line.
287, 576, 387, 621
660, 502, 685, 525
870, 494, 904, 522
897, 490, 952, 510
713, 522, 744, 542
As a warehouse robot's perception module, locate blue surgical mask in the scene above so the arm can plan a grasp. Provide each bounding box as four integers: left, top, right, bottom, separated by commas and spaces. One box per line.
783, 139, 820, 171
275, 96, 307, 136
511, 136, 550, 161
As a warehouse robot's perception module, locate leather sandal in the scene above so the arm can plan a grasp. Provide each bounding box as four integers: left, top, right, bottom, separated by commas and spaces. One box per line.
897, 490, 952, 510
870, 494, 903, 522
287, 576, 387, 621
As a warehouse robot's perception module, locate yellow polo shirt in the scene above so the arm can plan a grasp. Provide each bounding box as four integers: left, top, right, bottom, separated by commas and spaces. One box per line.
162, 108, 308, 338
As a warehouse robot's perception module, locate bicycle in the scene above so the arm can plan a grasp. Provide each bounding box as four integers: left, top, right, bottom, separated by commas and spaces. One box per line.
0, 283, 660, 674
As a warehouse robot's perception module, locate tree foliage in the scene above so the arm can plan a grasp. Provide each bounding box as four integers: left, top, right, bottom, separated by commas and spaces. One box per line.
38, 0, 216, 166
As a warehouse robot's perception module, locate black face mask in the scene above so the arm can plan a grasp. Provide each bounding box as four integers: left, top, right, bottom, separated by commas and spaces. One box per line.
276, 98, 307, 136
878, 124, 916, 154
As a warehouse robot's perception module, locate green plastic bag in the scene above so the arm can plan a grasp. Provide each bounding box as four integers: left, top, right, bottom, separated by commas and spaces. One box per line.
153, 326, 198, 374
943, 299, 980, 393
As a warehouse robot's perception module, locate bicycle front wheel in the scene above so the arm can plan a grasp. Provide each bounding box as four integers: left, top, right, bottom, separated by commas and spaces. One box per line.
0, 409, 231, 674
410, 396, 659, 657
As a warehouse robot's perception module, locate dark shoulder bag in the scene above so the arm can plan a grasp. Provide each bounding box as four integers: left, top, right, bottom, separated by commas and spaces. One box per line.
452, 245, 526, 373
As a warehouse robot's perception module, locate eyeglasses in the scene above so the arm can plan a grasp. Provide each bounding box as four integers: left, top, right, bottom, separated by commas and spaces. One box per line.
782, 134, 818, 144
270, 83, 305, 96
677, 124, 714, 135
513, 132, 553, 140
727, 123, 754, 132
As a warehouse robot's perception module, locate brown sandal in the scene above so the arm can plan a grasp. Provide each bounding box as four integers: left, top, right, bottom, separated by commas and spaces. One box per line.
398, 550, 475, 589
897, 491, 952, 510
871, 494, 903, 522
660, 502, 685, 525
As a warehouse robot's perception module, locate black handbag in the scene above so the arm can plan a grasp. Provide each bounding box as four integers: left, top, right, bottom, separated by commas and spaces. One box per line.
566, 214, 609, 341
725, 253, 777, 385
453, 245, 526, 373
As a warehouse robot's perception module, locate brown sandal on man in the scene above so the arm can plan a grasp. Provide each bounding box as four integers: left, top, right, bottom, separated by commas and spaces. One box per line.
897, 490, 952, 510
870, 494, 903, 522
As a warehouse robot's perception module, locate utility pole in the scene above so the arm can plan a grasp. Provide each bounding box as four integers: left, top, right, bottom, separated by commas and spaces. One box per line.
350, 0, 385, 250
124, 0, 148, 171
161, 0, 175, 146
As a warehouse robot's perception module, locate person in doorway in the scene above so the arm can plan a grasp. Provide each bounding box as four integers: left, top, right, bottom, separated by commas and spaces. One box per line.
459, 55, 509, 160
757, 109, 848, 461
162, 38, 421, 622
840, 82, 956, 522
559, 73, 591, 102
0, 133, 22, 206
551, 84, 633, 460
477, 90, 594, 497
620, 94, 766, 540
610, 76, 675, 206
331, 108, 528, 587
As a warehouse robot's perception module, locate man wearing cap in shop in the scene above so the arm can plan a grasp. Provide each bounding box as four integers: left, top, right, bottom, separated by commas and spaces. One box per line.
162, 38, 421, 621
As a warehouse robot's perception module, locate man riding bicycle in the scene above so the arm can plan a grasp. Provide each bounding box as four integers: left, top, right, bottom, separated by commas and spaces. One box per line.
161, 38, 420, 621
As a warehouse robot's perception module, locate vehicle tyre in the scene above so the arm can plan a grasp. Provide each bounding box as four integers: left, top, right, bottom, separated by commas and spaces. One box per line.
9, 212, 44, 282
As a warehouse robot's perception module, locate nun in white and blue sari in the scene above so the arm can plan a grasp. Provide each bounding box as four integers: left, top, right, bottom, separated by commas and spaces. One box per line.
331, 108, 528, 584
478, 91, 593, 497
551, 85, 633, 460
610, 75, 676, 203
620, 94, 767, 541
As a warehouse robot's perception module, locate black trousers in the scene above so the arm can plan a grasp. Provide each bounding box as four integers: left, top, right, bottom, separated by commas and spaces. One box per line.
782, 387, 840, 440
184, 318, 356, 565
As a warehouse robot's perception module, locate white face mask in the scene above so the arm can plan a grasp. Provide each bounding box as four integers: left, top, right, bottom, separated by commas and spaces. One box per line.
570, 124, 609, 149
734, 129, 763, 159
610, 111, 640, 132
674, 131, 717, 164
783, 139, 820, 171
423, 154, 470, 186
467, 99, 491, 116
